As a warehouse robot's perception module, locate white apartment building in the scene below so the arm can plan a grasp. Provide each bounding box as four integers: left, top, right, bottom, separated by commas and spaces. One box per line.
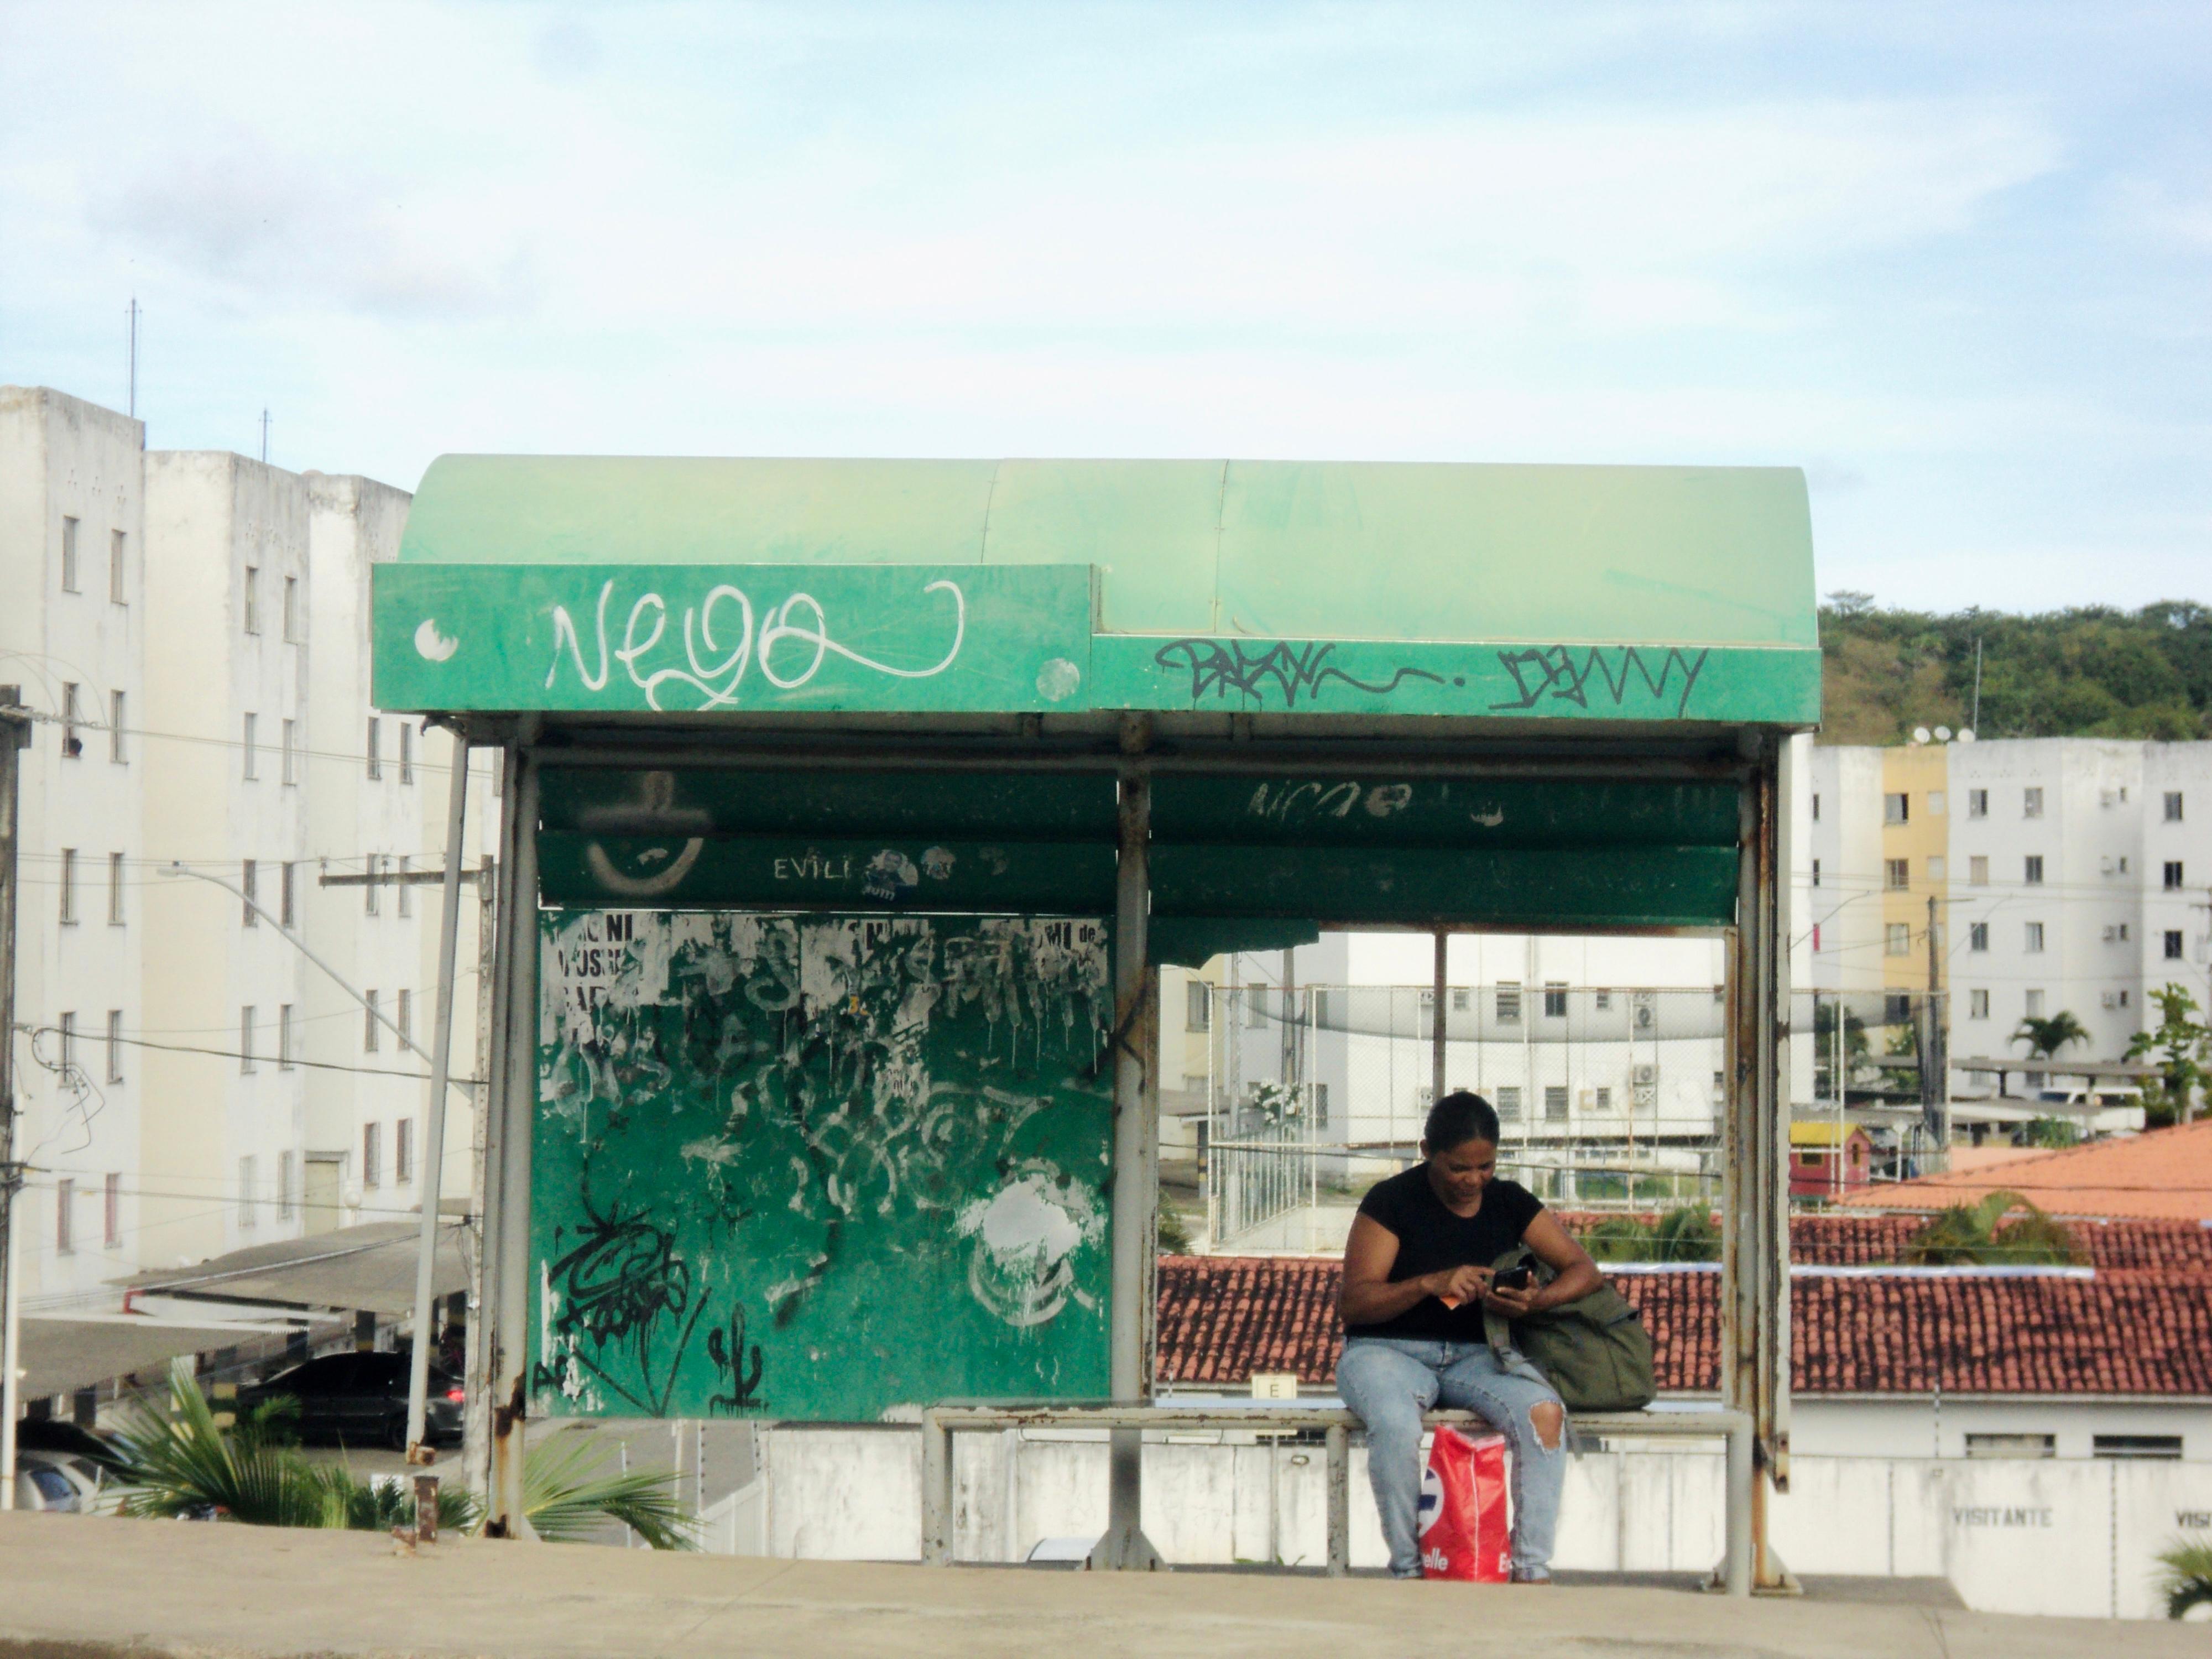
1813, 735, 2212, 1084
2, 382, 490, 1310
0, 387, 148, 1308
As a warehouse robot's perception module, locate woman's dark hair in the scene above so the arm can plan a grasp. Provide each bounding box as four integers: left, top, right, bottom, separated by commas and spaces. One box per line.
1423, 1089, 1501, 1154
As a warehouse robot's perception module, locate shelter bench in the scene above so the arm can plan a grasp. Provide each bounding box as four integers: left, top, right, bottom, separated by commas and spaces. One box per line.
920, 1403, 1754, 1595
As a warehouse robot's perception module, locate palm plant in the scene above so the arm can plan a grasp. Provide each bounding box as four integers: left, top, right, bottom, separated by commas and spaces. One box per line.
1651, 1205, 1720, 1262
1903, 1190, 2081, 1266
107, 1360, 693, 1548
2157, 1535, 2212, 1620
2012, 1011, 2090, 1061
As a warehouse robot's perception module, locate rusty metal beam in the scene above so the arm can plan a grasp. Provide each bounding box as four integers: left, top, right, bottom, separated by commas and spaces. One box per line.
486, 744, 540, 1537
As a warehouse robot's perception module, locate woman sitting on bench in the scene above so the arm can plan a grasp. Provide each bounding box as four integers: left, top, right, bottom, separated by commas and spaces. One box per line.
1336, 1090, 1601, 1582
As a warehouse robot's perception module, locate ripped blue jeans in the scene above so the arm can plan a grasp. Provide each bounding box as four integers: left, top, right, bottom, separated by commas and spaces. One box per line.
1336, 1336, 1566, 1580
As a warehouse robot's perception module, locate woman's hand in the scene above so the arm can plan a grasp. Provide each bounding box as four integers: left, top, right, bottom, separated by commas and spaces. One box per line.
1424, 1264, 1491, 1307
1482, 1277, 1538, 1318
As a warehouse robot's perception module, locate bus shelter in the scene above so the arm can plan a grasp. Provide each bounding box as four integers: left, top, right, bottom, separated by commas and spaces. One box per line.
369, 457, 1817, 1582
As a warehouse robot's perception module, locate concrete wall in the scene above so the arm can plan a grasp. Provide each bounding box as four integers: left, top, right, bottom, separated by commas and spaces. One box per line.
0, 387, 148, 1305
728, 1422, 2212, 1619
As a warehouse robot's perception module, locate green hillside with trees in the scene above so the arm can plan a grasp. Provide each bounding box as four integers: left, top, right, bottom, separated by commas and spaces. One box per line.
1817, 597, 2212, 746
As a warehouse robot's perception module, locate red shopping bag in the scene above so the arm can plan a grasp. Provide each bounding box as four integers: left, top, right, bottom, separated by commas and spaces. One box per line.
1418, 1426, 1510, 1582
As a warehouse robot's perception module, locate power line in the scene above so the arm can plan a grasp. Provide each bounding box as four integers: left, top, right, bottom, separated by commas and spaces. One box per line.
15, 1024, 484, 1087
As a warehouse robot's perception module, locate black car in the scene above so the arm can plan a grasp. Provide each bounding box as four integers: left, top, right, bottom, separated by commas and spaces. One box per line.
240, 1351, 465, 1449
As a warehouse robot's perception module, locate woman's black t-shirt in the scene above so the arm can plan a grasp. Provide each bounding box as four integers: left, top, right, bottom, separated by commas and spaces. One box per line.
1342, 1166, 1545, 1343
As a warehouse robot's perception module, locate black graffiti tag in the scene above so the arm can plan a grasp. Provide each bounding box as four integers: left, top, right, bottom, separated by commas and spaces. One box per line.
1155, 639, 1443, 707
539, 1205, 706, 1418
1488, 645, 1710, 719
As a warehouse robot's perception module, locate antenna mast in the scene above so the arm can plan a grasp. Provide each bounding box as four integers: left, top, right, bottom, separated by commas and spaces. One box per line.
260, 408, 270, 465
126, 298, 140, 418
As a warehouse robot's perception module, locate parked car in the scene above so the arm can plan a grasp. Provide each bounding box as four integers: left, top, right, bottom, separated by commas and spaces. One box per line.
12, 1452, 92, 1512
238, 1350, 465, 1449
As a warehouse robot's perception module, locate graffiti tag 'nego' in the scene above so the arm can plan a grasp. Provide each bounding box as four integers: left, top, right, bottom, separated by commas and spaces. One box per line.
542, 577, 967, 712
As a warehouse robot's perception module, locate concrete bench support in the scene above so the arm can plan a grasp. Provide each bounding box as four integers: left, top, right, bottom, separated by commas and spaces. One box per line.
920, 1404, 1754, 1596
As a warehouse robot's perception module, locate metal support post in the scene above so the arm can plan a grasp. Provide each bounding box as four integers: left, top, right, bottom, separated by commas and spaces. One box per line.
0, 689, 28, 1513
1723, 1413, 1752, 1597
1089, 722, 1164, 1571
1430, 929, 1447, 1116
1324, 1422, 1349, 1577
462, 853, 499, 1503
404, 739, 472, 1460
921, 1410, 953, 1564
486, 746, 540, 1537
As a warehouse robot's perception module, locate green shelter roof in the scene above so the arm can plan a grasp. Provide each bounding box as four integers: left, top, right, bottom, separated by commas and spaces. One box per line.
372, 456, 1818, 724
397, 456, 1814, 648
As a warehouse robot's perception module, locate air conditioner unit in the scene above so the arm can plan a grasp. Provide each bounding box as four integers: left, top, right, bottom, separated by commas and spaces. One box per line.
2100, 990, 2120, 1009
2100, 857, 2115, 875
2103, 925, 2118, 942
1632, 1064, 1657, 1086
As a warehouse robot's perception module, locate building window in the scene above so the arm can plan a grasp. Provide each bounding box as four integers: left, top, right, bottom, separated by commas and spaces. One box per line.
1594, 1086, 1613, 1111
242, 712, 258, 780
363, 1123, 382, 1188
364, 854, 381, 916
1965, 1433, 2053, 1460
1495, 983, 1522, 1022
2024, 855, 2044, 886
55, 1178, 73, 1255
366, 718, 382, 779
1811, 793, 1820, 822
239, 1157, 258, 1228
58, 847, 76, 925
276, 1152, 295, 1222
2167, 930, 2187, 961
109, 529, 127, 603
2094, 1435, 2182, 1460
109, 690, 126, 762
61, 682, 81, 758
2023, 787, 2043, 819
242, 859, 258, 926
1451, 988, 1470, 1011
1969, 989, 1989, 1019
364, 991, 380, 1053
58, 1010, 77, 1071
240, 1006, 257, 1072
1969, 922, 1989, 952
1542, 1086, 1569, 1123
395, 988, 412, 1046
1969, 855, 1988, 886
2025, 989, 2046, 1018
243, 565, 260, 634
281, 719, 296, 785
104, 1173, 121, 1248
1811, 858, 1820, 888
280, 862, 295, 927
1495, 1086, 1522, 1121
397, 1117, 415, 1185
60, 515, 80, 590
1593, 989, 1612, 1011
2025, 922, 2045, 953
105, 1010, 123, 1083
1928, 855, 1945, 882
1968, 788, 1987, 818
1883, 792, 1908, 825
1884, 859, 1910, 891
108, 852, 124, 925
282, 575, 299, 641
2166, 792, 2185, 823
278, 1004, 296, 1070
1244, 987, 1266, 1027
1185, 980, 1210, 1031
1542, 982, 1568, 1018
1928, 790, 1945, 816
397, 854, 413, 919
2166, 860, 2186, 890
1885, 924, 1911, 956
399, 721, 414, 784
2117, 922, 2130, 942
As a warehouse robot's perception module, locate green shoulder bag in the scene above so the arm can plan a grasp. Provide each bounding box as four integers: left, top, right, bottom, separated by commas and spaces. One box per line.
1483, 1246, 1656, 1413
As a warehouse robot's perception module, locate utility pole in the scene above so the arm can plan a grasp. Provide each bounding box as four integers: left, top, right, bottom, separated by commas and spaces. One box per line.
0, 687, 32, 1511
1925, 894, 1948, 1163
260, 409, 270, 465
126, 299, 140, 420
1969, 638, 1983, 734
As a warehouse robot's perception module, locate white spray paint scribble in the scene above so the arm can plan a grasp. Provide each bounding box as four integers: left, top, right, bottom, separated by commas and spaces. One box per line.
957, 1166, 1104, 1329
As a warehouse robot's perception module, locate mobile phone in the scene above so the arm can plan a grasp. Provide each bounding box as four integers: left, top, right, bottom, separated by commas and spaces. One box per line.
1493, 1265, 1533, 1292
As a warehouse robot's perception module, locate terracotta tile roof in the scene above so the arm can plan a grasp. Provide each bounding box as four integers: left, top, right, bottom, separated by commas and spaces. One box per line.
1541, 1211, 2212, 1271
1835, 1118, 2212, 1222
1156, 1227, 2212, 1398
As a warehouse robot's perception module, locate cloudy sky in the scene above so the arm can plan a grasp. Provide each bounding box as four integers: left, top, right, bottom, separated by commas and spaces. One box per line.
3, 2, 2206, 611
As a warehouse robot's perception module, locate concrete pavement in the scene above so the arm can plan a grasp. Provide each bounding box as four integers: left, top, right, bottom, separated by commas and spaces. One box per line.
0, 1511, 2199, 1658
